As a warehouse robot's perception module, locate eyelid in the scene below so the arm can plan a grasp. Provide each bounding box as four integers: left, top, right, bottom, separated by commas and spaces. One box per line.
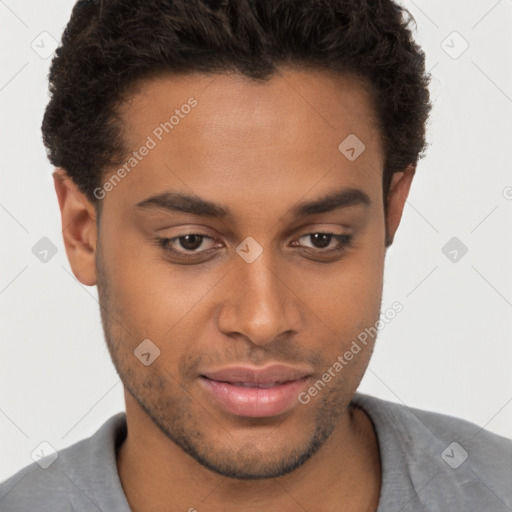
158, 225, 351, 246
164, 232, 218, 251
156, 229, 354, 263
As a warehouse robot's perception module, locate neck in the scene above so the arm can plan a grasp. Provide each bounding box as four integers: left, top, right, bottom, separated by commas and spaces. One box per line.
117, 394, 381, 512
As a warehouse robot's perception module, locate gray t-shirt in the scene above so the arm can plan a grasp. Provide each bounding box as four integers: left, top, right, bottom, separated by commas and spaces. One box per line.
1, 392, 511, 511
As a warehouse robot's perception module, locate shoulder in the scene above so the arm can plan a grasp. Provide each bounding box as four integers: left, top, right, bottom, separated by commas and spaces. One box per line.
0, 413, 128, 512
352, 393, 512, 510
364, 393, 512, 463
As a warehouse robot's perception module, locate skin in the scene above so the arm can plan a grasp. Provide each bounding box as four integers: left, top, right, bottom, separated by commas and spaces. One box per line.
53, 67, 414, 512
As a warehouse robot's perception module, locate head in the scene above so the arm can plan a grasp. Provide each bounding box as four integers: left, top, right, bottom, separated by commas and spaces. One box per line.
45, 0, 431, 480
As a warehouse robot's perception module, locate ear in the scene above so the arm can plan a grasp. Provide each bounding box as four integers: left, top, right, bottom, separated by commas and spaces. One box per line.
53, 168, 98, 286
384, 165, 415, 247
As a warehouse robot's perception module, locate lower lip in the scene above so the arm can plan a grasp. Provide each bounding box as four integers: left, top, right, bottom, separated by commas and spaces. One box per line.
199, 376, 310, 418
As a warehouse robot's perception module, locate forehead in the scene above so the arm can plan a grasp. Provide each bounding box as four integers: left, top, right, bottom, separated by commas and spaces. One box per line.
105, 68, 384, 218
119, 67, 382, 150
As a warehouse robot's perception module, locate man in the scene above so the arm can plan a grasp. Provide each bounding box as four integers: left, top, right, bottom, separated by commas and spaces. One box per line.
1, 0, 510, 510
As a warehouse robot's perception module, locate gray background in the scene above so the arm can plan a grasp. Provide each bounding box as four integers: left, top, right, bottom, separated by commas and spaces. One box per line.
1, 0, 511, 481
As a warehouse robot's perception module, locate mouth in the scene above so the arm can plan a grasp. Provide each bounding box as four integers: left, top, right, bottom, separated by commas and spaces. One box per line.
213, 380, 298, 388
198, 364, 312, 418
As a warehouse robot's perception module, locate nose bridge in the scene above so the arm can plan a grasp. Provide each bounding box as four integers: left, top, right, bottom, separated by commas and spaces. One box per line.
217, 250, 302, 345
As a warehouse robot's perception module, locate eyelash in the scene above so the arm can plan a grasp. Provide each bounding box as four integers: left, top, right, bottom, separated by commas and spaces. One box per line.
154, 231, 354, 262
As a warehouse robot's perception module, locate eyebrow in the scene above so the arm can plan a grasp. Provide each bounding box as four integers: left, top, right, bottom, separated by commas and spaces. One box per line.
135, 187, 371, 219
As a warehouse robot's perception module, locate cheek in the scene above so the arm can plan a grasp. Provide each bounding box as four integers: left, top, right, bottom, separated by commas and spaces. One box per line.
308, 224, 384, 307
99, 225, 223, 341
293, 221, 385, 352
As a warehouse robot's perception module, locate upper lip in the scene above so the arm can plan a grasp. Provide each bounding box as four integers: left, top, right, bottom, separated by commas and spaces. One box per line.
201, 364, 312, 385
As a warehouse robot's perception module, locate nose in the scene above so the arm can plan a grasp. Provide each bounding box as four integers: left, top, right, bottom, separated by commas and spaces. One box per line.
216, 251, 303, 346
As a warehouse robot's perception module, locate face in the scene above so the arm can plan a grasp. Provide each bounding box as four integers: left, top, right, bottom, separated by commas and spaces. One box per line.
88, 68, 400, 479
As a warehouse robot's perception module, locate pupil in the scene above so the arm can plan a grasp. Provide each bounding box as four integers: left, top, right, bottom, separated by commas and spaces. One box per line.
180, 235, 203, 251
311, 233, 331, 248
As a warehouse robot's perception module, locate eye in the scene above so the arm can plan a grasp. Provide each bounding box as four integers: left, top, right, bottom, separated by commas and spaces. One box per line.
154, 230, 354, 263
292, 232, 353, 254
156, 232, 220, 260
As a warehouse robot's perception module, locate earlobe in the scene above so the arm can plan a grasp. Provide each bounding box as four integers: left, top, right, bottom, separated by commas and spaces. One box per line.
53, 169, 98, 286
384, 165, 415, 247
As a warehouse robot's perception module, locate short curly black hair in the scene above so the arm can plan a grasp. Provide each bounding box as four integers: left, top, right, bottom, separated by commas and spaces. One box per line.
42, 0, 431, 216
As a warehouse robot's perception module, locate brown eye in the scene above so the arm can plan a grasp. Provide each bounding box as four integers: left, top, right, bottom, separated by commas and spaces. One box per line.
295, 232, 353, 253
156, 232, 219, 260
177, 234, 207, 252
307, 233, 333, 249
